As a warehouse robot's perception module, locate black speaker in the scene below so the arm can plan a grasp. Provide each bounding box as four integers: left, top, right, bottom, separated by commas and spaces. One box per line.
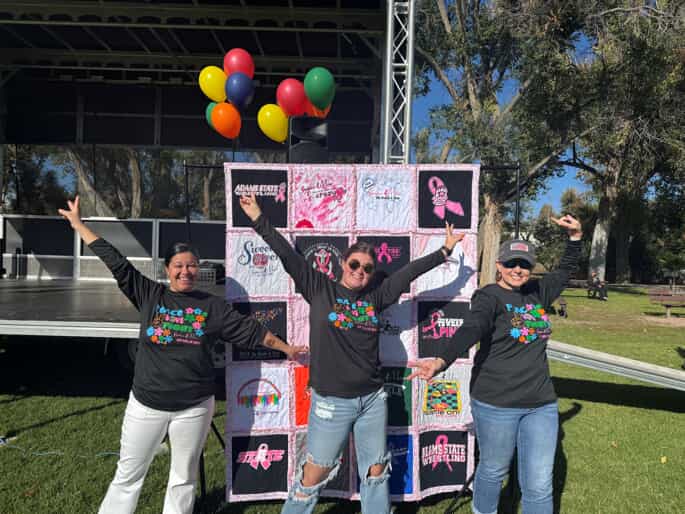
288, 116, 329, 164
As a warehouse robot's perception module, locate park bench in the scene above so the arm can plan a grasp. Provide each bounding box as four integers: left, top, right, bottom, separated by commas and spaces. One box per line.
587, 280, 603, 298
648, 289, 685, 318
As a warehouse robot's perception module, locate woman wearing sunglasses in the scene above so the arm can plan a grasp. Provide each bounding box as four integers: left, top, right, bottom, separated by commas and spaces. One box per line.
409, 214, 582, 514
239, 193, 463, 514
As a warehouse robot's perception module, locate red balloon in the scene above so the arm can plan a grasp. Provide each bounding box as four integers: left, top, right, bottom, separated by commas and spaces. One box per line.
211, 103, 241, 139
304, 98, 331, 119
276, 78, 307, 117
223, 48, 255, 79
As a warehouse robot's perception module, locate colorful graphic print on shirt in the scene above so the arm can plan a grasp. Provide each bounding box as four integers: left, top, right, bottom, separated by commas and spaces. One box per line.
327, 298, 379, 332
146, 305, 209, 345
505, 303, 551, 343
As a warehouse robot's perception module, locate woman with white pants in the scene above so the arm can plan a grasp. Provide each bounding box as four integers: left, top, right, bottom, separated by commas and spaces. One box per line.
59, 197, 304, 514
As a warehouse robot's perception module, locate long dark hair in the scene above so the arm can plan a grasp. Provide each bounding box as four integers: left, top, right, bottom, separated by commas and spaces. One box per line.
163, 242, 200, 266
343, 241, 376, 262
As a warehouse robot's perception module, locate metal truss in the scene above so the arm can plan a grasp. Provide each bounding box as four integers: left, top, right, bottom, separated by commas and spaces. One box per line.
0, 2, 384, 34
381, 0, 416, 164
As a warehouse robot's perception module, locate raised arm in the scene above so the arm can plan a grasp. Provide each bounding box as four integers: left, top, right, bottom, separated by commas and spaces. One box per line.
239, 193, 326, 301
58, 196, 160, 310
538, 214, 582, 307
408, 290, 497, 380
372, 222, 464, 311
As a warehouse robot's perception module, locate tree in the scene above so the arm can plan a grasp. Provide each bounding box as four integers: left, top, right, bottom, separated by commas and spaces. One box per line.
531, 203, 566, 271
3, 145, 70, 215
415, 1, 593, 284
562, 3, 685, 281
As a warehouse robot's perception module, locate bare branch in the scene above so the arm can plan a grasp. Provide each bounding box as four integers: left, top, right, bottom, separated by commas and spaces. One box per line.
436, 0, 452, 34
557, 159, 601, 177
439, 139, 453, 163
494, 77, 532, 127
454, 0, 481, 119
502, 126, 598, 202
415, 45, 461, 105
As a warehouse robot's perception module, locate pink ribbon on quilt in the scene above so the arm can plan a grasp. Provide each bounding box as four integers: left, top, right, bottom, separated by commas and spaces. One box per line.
376, 243, 393, 263
428, 176, 464, 219
433, 434, 453, 471
274, 182, 286, 203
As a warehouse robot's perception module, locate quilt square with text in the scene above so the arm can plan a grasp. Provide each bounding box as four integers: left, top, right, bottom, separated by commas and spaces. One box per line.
418, 430, 468, 491
231, 434, 289, 495
230, 168, 288, 227
226, 231, 290, 298
356, 167, 415, 231
291, 166, 355, 230
231, 301, 288, 361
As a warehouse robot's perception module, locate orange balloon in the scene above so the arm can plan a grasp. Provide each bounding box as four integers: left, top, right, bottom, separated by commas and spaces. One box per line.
304, 98, 331, 118
211, 102, 241, 139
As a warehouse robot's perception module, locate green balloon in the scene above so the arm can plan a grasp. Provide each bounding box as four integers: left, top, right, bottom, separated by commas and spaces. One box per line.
304, 67, 335, 109
205, 102, 217, 127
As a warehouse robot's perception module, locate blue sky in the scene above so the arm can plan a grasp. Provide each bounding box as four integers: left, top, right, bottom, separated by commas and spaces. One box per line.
410, 80, 592, 216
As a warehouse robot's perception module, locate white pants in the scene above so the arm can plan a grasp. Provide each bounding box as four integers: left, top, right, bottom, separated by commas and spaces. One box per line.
98, 392, 215, 514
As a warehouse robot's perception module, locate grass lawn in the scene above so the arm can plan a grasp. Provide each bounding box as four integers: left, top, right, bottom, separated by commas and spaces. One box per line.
0, 289, 683, 513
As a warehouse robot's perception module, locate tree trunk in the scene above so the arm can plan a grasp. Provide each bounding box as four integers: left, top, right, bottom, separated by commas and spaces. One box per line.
613, 217, 631, 283
589, 163, 619, 282
202, 169, 215, 219
478, 194, 503, 286
67, 148, 114, 217
127, 149, 142, 218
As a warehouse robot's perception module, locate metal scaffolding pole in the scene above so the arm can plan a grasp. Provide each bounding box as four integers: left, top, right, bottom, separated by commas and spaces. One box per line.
381, 0, 416, 164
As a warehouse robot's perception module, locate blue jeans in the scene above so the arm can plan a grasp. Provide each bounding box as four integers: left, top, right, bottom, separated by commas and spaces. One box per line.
471, 399, 558, 514
281, 387, 392, 514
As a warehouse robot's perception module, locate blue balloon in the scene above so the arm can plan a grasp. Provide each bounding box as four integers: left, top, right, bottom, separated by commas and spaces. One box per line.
224, 72, 254, 110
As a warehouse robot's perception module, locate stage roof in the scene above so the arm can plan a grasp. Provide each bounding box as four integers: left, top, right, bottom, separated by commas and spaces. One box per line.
0, 1, 384, 154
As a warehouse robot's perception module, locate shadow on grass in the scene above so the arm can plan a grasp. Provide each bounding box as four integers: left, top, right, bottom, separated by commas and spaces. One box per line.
198, 486, 464, 513
0, 338, 132, 399
198, 491, 365, 514
606, 286, 647, 296
394, 491, 468, 514
0, 337, 228, 400
553, 376, 685, 413
4, 399, 124, 438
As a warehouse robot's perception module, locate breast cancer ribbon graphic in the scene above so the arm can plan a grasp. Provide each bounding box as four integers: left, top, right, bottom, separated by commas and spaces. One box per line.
376, 242, 393, 263
433, 434, 453, 471
274, 182, 286, 203
428, 176, 464, 219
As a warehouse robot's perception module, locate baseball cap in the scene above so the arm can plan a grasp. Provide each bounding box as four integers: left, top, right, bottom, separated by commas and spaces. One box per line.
497, 239, 536, 266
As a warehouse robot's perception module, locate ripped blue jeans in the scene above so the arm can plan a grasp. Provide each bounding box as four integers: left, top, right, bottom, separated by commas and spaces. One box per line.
281, 387, 391, 514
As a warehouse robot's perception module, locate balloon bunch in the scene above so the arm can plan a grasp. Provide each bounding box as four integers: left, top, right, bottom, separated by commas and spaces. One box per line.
199, 48, 255, 139
257, 67, 336, 143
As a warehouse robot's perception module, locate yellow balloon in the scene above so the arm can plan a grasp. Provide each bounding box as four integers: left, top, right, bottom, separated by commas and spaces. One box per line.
198, 66, 227, 102
257, 104, 288, 143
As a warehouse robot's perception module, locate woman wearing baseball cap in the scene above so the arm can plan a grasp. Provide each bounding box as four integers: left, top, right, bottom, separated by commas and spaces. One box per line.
410, 214, 582, 514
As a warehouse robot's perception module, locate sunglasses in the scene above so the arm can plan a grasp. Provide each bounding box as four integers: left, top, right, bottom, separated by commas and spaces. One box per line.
348, 259, 375, 274
502, 259, 533, 270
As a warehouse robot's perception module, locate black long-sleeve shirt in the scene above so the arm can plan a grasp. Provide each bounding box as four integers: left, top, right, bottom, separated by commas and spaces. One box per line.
89, 238, 267, 411
437, 240, 581, 408
253, 214, 447, 397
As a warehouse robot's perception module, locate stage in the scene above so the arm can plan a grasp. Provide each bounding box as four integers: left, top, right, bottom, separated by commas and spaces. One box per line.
0, 279, 223, 339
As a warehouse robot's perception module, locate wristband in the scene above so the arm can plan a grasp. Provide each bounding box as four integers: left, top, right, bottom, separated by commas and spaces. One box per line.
441, 245, 453, 256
